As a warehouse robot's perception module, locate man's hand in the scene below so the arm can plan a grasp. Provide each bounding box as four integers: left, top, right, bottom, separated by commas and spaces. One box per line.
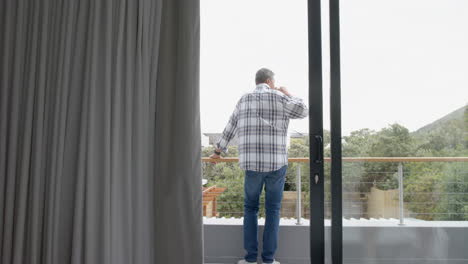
209, 153, 221, 159
209, 148, 223, 162
209, 152, 222, 165
275, 86, 292, 97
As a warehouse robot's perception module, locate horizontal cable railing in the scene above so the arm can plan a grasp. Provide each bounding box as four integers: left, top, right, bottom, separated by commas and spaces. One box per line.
201, 157, 468, 224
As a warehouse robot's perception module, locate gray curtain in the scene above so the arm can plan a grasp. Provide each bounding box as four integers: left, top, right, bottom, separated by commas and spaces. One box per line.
0, 0, 202, 263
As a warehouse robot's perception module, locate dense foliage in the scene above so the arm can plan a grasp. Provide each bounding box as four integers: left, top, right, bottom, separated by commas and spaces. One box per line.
203, 106, 467, 220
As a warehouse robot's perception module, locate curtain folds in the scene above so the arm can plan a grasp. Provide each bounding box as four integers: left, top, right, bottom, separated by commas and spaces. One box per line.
0, 0, 202, 263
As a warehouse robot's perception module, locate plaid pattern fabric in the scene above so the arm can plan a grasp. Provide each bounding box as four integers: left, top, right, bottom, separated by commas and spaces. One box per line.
216, 83, 308, 172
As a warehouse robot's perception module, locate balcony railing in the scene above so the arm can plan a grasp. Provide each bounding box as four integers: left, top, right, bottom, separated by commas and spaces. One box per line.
201, 157, 468, 224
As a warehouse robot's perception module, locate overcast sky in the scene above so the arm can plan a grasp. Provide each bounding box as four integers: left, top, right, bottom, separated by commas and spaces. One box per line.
200, 0, 468, 136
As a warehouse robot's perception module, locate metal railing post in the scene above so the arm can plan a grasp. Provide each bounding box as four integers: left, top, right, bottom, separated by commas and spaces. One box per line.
398, 162, 405, 226
296, 165, 302, 225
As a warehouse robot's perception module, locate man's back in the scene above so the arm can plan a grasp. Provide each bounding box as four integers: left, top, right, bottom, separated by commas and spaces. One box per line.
216, 83, 308, 172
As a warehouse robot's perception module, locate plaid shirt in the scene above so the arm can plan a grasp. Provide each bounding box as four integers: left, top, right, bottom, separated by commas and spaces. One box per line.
216, 83, 308, 172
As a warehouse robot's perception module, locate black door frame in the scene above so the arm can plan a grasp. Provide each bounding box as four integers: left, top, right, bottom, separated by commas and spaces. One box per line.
307, 0, 325, 263
308, 0, 342, 263
329, 0, 343, 263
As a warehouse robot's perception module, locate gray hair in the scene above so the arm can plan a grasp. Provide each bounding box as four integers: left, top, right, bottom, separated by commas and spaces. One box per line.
255, 68, 274, 84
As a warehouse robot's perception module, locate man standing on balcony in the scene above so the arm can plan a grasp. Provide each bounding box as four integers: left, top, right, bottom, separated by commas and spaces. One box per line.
210, 68, 308, 264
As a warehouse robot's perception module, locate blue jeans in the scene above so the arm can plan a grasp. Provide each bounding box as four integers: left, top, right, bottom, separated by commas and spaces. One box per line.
243, 165, 287, 263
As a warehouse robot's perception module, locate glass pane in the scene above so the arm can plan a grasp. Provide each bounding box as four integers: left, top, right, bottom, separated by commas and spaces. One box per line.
340, 1, 468, 263
201, 1, 311, 263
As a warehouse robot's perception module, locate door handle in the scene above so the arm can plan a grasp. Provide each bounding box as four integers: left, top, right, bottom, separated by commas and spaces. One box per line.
314, 135, 323, 163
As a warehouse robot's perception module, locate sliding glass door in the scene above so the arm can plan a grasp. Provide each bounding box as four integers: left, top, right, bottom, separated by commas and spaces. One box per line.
309, 1, 468, 264
339, 1, 468, 264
